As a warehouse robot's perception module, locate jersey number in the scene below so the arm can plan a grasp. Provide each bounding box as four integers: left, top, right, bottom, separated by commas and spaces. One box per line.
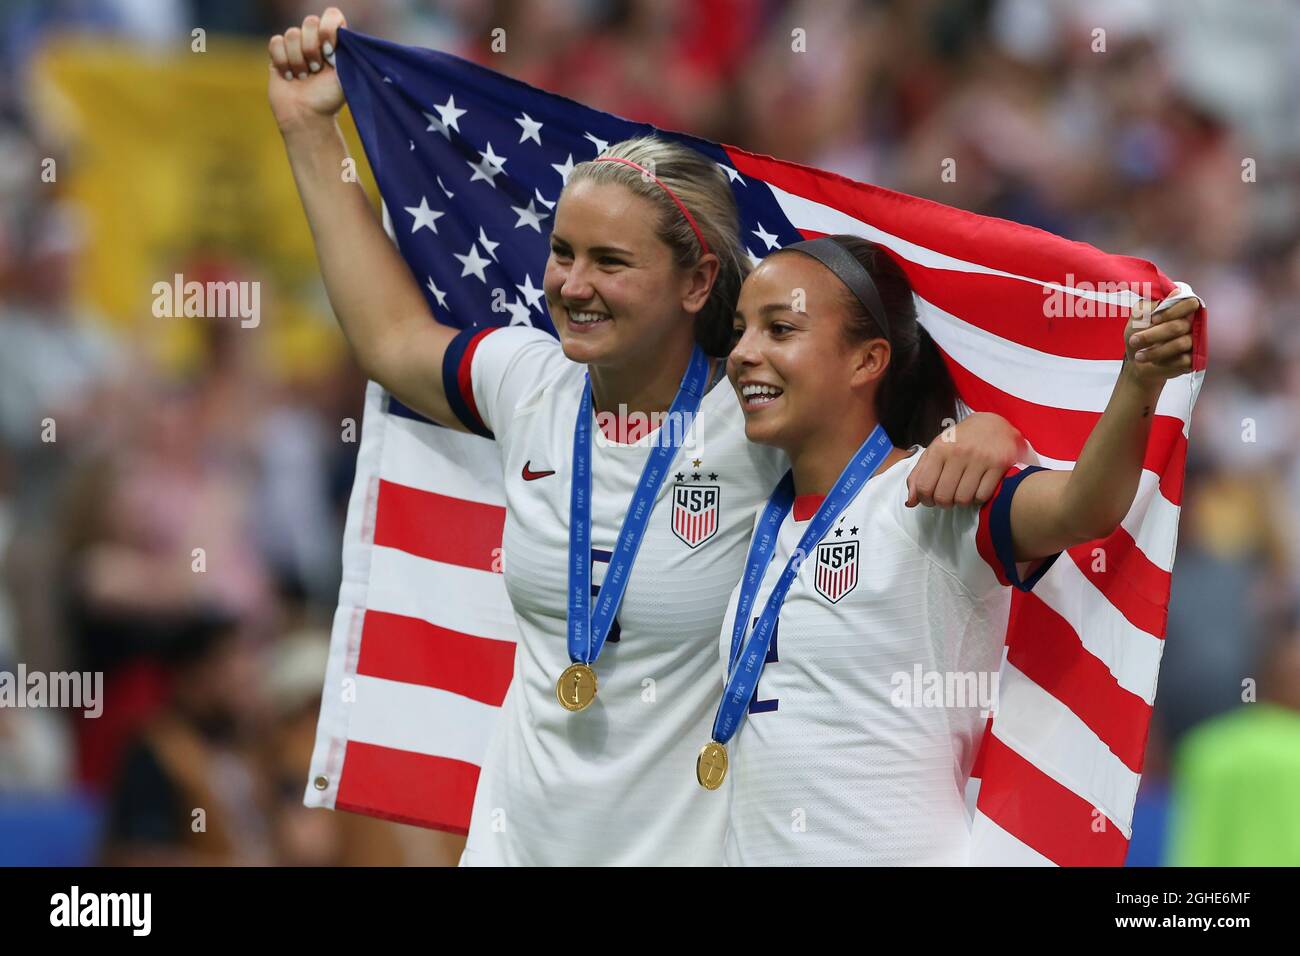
748, 615, 778, 714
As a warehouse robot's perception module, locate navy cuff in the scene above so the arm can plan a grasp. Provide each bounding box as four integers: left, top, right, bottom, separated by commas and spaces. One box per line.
440, 326, 495, 440
989, 465, 1060, 591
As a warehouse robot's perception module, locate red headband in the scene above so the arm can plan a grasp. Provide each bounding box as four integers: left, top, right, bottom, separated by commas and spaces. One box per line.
592, 156, 712, 256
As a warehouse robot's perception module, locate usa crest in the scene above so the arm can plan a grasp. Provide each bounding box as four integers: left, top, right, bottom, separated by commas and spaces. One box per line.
814, 539, 859, 603
671, 484, 720, 548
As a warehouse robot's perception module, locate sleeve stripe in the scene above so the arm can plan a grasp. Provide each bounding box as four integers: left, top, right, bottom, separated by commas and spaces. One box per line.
974, 472, 1013, 587
977, 465, 1059, 591
440, 327, 499, 439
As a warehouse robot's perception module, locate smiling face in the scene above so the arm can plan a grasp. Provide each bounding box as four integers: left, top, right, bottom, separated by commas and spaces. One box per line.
727, 252, 890, 454
544, 178, 701, 370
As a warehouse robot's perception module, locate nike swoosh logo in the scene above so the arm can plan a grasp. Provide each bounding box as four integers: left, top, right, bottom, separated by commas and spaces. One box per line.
522, 461, 557, 481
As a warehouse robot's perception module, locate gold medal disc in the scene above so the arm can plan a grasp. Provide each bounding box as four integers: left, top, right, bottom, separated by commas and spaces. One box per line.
556, 663, 598, 711
696, 740, 729, 790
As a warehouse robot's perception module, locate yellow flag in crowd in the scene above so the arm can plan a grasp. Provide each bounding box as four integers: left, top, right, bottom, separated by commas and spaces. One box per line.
30, 35, 378, 379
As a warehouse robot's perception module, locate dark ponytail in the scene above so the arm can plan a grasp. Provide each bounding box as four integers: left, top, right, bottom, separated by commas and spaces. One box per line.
820, 235, 958, 448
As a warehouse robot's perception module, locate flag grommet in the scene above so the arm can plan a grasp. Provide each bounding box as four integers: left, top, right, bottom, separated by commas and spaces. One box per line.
313, 775, 329, 790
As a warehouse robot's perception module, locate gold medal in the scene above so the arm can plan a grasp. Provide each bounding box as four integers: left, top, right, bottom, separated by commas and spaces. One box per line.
696, 740, 729, 790
556, 663, 598, 711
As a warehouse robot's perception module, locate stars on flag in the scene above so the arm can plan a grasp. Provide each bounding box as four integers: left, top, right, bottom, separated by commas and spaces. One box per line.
404, 196, 445, 234
426, 276, 448, 309
374, 69, 804, 348
477, 227, 501, 262
717, 162, 745, 185
454, 242, 492, 282
552, 153, 576, 185
516, 273, 546, 312
515, 112, 543, 145
752, 222, 779, 250
503, 297, 533, 326
511, 198, 550, 232
467, 142, 508, 187
423, 94, 466, 138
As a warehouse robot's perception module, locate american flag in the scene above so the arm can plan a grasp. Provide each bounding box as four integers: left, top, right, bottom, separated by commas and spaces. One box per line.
305, 28, 1207, 865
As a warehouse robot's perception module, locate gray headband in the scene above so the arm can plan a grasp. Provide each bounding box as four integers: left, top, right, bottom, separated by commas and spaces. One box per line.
782, 237, 890, 341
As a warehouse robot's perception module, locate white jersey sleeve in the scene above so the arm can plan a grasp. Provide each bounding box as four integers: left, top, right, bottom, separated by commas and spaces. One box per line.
441, 325, 571, 441
887, 456, 1061, 599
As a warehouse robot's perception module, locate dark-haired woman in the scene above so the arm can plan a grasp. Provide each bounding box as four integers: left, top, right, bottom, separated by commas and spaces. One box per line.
703, 235, 1199, 865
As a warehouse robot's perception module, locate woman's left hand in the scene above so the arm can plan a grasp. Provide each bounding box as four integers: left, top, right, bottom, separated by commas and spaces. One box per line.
1124, 296, 1200, 388
906, 412, 1026, 508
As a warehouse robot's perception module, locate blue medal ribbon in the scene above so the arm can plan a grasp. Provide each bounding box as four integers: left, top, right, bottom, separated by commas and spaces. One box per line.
567, 346, 711, 668
712, 424, 894, 744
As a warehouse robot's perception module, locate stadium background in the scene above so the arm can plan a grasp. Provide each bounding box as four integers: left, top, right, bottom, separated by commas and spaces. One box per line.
1, 0, 1297, 866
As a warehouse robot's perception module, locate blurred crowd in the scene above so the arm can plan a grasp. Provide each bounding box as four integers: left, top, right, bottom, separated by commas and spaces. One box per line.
1, 0, 1298, 866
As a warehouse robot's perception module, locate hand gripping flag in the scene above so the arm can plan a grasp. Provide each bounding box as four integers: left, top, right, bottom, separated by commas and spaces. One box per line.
305, 28, 1208, 865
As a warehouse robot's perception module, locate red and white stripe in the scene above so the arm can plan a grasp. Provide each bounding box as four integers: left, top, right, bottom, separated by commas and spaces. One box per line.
307, 146, 1204, 862
305, 371, 520, 832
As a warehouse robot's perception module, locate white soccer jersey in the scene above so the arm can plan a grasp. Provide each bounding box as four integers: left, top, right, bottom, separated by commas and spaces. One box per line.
442, 325, 787, 865
716, 451, 1057, 866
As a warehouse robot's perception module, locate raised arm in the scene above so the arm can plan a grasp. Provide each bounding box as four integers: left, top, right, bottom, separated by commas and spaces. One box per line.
1007, 295, 1199, 561
269, 7, 466, 431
